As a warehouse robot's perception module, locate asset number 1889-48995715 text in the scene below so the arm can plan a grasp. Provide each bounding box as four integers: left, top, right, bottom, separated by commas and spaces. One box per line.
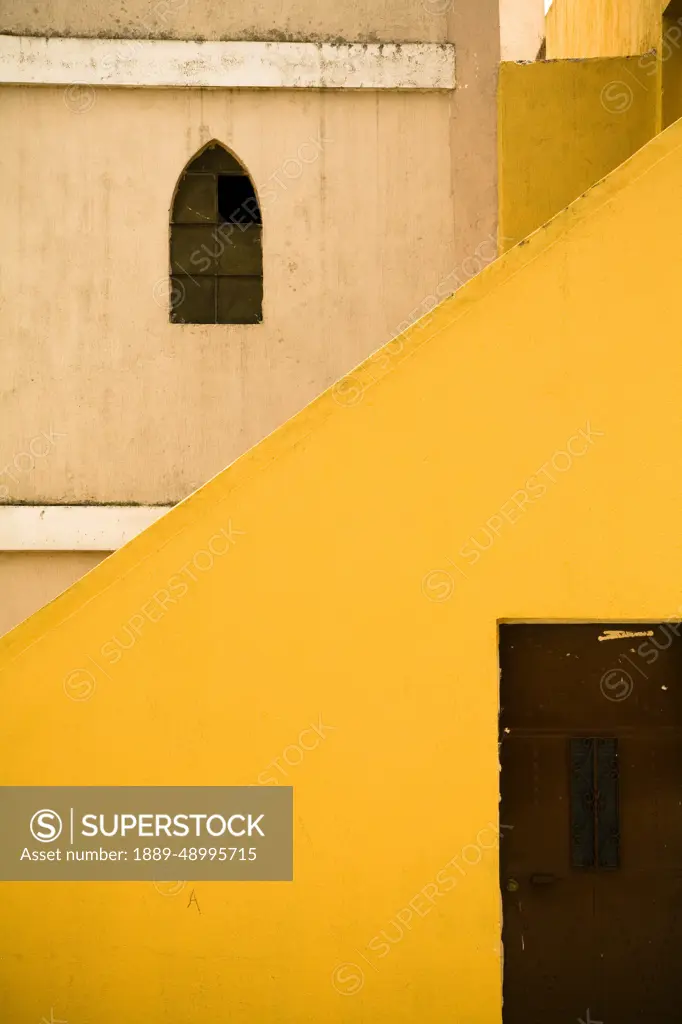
133, 847, 257, 861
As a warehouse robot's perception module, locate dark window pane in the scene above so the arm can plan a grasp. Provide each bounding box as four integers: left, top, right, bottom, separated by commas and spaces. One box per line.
217, 276, 263, 324
570, 738, 596, 868
189, 144, 244, 174
172, 173, 217, 224
596, 738, 620, 869
218, 175, 261, 224
171, 276, 215, 324
169, 145, 264, 325
170, 225, 219, 275
217, 225, 263, 276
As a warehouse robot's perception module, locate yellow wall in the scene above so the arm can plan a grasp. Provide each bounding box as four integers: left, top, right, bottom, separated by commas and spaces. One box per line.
546, 0, 660, 57
4, 113, 682, 1023
498, 57, 658, 250
662, 0, 682, 126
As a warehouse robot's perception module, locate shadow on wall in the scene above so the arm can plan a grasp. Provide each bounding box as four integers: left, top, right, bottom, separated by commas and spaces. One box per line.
498, 55, 658, 250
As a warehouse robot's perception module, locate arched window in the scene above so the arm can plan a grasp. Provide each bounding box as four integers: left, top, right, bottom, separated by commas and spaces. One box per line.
169, 141, 262, 324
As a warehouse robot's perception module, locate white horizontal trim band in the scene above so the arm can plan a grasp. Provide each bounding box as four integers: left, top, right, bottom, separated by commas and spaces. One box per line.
0, 36, 456, 90
0, 505, 173, 551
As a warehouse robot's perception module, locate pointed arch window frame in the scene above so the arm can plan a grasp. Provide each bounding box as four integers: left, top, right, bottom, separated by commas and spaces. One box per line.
169, 141, 263, 325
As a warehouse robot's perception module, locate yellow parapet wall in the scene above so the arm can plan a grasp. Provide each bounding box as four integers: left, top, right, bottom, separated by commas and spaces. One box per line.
499, 57, 658, 251
662, 0, 682, 126
5, 115, 682, 1023
547, 0, 661, 57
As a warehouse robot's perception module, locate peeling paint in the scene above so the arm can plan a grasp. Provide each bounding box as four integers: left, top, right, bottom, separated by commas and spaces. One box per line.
0, 36, 456, 89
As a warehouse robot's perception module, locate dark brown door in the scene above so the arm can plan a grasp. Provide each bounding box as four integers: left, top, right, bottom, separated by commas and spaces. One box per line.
500, 623, 682, 1024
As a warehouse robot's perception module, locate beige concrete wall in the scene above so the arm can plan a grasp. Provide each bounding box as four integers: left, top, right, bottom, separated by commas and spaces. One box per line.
1, 0, 450, 42
450, 0, 500, 274
0, 0, 499, 505
500, 0, 545, 59
0, 81, 498, 503
0, 552, 107, 636
0, 3, 498, 615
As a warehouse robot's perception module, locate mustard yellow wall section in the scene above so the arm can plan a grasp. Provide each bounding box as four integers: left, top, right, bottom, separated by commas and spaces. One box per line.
4, 117, 682, 1023
662, 0, 682, 125
547, 0, 661, 57
498, 58, 658, 251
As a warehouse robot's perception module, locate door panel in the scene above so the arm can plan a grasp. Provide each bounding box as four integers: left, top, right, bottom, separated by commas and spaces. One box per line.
500, 623, 682, 1024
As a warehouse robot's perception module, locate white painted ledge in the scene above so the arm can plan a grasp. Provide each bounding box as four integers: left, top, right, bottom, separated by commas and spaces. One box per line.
0, 505, 173, 551
0, 36, 456, 90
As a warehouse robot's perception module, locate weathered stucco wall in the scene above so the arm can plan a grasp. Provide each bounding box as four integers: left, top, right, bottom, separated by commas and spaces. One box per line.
2, 113, 682, 1023
1, 88, 453, 503
0, 1, 499, 632
499, 0, 545, 60
498, 57, 658, 250
0, 76, 498, 504
1, 0, 452, 42
0, 552, 107, 635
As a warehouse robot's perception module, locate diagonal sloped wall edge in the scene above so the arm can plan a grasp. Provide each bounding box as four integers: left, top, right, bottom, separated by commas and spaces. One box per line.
3, 116, 682, 1022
